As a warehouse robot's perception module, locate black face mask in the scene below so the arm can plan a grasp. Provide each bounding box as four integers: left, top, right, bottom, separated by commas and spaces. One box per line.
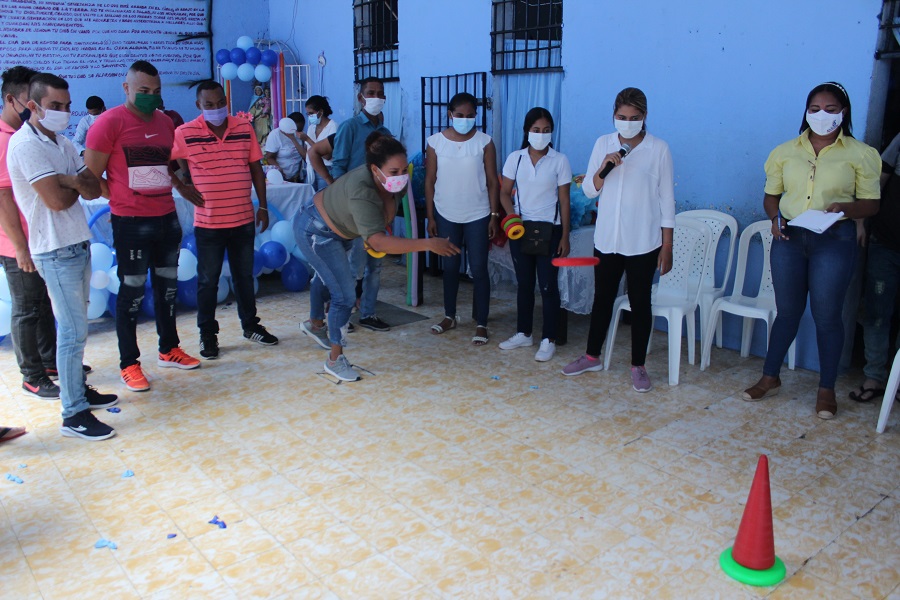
11, 97, 30, 123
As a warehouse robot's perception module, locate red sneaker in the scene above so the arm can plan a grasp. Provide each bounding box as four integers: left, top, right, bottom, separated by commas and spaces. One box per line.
121, 364, 150, 392
157, 347, 201, 370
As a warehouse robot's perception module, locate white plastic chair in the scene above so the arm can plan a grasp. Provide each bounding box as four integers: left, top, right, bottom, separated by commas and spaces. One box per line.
700, 220, 796, 371
678, 210, 738, 349
876, 349, 900, 433
603, 215, 712, 386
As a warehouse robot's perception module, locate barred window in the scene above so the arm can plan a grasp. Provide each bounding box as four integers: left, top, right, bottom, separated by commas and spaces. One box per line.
353, 0, 399, 82
491, 0, 563, 74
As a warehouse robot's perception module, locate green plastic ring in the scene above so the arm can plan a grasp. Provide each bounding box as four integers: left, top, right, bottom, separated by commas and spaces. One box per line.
719, 547, 786, 587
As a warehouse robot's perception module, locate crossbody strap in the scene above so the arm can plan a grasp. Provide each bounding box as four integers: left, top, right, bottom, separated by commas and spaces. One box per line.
514, 151, 560, 224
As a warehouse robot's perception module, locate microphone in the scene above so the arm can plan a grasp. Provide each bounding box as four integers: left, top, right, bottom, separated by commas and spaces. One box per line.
597, 143, 632, 179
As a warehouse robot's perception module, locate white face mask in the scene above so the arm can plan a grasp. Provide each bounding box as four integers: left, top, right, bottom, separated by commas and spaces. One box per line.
363, 97, 385, 116
451, 117, 475, 135
806, 110, 843, 136
528, 132, 552, 151
38, 106, 71, 133
614, 119, 643, 139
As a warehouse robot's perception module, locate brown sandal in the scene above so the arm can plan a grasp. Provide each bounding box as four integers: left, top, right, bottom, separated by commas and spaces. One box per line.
741, 378, 781, 402
816, 389, 837, 420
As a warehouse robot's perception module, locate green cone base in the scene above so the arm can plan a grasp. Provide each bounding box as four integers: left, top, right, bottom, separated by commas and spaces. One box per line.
719, 547, 786, 587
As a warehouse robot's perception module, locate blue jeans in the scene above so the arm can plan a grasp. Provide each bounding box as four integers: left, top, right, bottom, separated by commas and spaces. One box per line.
862, 235, 900, 382
312, 172, 329, 192
195, 223, 259, 335
348, 237, 382, 318
436, 212, 491, 326
111, 212, 182, 368
765, 220, 857, 388
509, 225, 563, 340
32, 241, 90, 418
293, 205, 355, 346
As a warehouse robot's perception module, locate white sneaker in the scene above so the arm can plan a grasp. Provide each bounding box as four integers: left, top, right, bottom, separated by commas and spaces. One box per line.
499, 332, 533, 350
535, 339, 556, 362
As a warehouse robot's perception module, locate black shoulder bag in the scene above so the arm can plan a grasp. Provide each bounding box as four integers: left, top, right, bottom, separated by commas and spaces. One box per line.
513, 154, 558, 256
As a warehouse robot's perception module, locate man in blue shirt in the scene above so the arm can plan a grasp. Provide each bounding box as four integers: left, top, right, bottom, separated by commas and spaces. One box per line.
329, 77, 392, 331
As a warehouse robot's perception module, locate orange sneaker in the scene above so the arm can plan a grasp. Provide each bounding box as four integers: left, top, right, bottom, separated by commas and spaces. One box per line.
121, 363, 150, 392
157, 347, 201, 370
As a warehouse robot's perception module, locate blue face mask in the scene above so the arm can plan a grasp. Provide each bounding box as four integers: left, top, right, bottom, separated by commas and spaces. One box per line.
203, 106, 228, 126
307, 113, 320, 126
451, 117, 475, 135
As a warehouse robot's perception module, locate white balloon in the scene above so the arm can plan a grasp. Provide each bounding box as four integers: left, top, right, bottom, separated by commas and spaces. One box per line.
258, 229, 273, 245
266, 169, 284, 185
270, 220, 295, 249
90, 243, 114, 272
237, 63, 256, 82
90, 270, 110, 290
0, 268, 10, 303
217, 276, 230, 303
0, 300, 11, 336
106, 266, 120, 294
236, 35, 254, 50
177, 248, 198, 282
87, 288, 109, 319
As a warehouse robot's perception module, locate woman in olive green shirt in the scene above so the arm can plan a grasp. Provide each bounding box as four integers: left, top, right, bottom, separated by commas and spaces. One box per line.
293, 134, 459, 382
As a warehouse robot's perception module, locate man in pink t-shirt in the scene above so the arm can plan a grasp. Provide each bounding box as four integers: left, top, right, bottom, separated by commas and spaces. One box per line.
0, 65, 61, 399
85, 60, 201, 392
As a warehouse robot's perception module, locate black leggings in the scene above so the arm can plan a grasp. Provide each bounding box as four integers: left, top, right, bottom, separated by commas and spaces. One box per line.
585, 247, 660, 366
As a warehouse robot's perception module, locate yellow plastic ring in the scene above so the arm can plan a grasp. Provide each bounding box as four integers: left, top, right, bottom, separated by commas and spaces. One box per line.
507, 224, 525, 240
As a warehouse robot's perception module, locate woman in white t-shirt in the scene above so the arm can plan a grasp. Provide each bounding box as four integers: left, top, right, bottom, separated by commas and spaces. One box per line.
264, 112, 308, 182
425, 92, 500, 345
561, 87, 675, 393
497, 107, 572, 362
304, 95, 337, 191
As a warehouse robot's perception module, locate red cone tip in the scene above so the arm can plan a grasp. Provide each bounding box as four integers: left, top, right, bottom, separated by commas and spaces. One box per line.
731, 454, 776, 570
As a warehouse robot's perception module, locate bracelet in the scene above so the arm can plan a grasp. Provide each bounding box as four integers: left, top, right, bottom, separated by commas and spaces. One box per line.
490, 212, 500, 218
662, 242, 673, 247
257, 207, 268, 212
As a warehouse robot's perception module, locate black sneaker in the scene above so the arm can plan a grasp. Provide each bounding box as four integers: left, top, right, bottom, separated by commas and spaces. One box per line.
347, 322, 356, 333
243, 324, 278, 346
46, 364, 92, 380
199, 335, 219, 360
22, 377, 60, 400
358, 316, 390, 332
85, 385, 118, 410
61, 409, 116, 441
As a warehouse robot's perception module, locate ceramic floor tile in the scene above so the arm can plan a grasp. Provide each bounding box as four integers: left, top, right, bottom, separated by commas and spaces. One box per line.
383, 529, 480, 585
219, 546, 317, 598
287, 522, 379, 578
190, 517, 279, 569
323, 553, 422, 600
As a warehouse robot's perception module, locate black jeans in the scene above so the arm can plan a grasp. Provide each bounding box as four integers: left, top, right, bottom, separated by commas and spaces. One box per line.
195, 223, 259, 336
509, 225, 563, 340
111, 212, 182, 369
586, 247, 660, 366
0, 255, 56, 381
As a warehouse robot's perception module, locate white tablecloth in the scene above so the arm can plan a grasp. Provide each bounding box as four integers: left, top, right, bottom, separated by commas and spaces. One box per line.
488, 226, 596, 314
82, 182, 315, 246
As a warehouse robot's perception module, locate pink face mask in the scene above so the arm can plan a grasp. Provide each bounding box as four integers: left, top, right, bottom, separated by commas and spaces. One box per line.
376, 167, 408, 193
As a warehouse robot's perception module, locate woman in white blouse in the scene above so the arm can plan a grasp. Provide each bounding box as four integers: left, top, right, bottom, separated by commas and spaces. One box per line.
304, 95, 337, 191
497, 107, 572, 362
561, 87, 675, 392
425, 92, 500, 346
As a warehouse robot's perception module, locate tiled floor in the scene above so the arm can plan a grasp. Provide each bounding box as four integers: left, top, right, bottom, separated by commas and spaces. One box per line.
0, 262, 898, 599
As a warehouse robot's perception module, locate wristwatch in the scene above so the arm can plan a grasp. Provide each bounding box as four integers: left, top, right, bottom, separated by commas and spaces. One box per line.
490, 212, 500, 218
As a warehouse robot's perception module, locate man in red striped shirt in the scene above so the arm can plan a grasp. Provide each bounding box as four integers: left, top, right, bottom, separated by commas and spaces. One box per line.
171, 81, 277, 359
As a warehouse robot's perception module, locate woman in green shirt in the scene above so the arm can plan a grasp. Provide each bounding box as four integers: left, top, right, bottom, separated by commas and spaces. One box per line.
294, 134, 460, 382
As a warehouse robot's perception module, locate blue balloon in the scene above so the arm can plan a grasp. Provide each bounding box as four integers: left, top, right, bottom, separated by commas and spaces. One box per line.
220, 62, 239, 81
280, 257, 309, 292
230, 47, 246, 65
260, 49, 278, 67
245, 47, 261, 66
215, 49, 231, 66
260, 241, 287, 270
253, 250, 264, 277
177, 277, 198, 308
107, 292, 117, 319
182, 233, 197, 254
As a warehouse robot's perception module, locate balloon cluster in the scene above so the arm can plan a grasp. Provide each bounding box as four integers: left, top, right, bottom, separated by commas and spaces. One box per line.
216, 36, 279, 83
253, 219, 311, 293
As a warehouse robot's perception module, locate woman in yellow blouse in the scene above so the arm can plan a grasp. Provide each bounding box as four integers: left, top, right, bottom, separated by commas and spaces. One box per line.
742, 82, 881, 419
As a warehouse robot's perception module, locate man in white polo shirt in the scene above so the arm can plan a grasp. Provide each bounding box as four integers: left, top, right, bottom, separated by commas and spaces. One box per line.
6, 73, 118, 441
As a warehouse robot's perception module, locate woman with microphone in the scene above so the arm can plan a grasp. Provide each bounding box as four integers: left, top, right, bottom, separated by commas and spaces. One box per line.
741, 82, 880, 419
561, 87, 675, 393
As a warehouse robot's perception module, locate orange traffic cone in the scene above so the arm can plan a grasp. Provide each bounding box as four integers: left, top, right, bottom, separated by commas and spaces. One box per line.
719, 455, 786, 586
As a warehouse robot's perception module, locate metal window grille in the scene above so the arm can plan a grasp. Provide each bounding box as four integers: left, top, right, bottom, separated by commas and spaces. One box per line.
420, 72, 491, 150
491, 0, 563, 74
353, 0, 399, 81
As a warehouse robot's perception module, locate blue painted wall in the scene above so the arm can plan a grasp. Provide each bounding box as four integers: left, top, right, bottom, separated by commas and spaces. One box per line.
211, 0, 271, 117
252, 0, 884, 371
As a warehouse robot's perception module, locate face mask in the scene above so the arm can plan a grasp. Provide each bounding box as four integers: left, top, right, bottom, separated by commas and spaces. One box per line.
37, 106, 71, 133
203, 106, 228, 126
614, 119, 643, 139
376, 167, 408, 193
528, 132, 552, 151
806, 110, 843, 136
307, 113, 320, 126
134, 93, 163, 115
451, 117, 475, 135
363, 97, 385, 116
12, 97, 30, 124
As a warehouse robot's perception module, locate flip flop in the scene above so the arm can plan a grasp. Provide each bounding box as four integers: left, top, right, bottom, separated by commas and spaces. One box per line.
0, 426, 27, 443
431, 317, 457, 335
848, 385, 885, 403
